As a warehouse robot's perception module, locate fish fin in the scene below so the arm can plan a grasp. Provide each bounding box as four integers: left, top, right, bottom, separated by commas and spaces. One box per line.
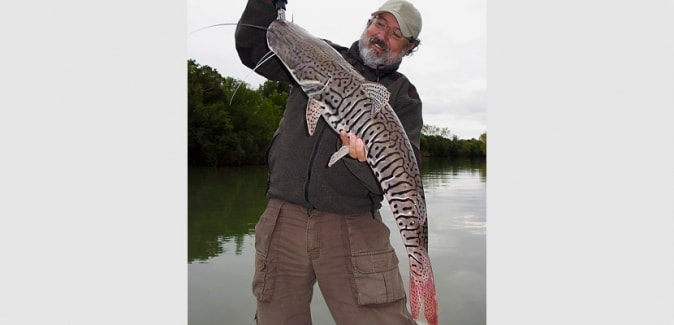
362, 81, 391, 114
423, 258, 438, 325
300, 78, 330, 97
328, 145, 350, 167
409, 273, 422, 320
306, 99, 325, 136
408, 251, 438, 325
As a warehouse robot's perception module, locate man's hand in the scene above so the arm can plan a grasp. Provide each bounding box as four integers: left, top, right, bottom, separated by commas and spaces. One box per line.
339, 130, 367, 163
272, 0, 287, 10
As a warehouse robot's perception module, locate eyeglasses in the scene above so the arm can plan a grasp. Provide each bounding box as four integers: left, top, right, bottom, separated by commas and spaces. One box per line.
371, 16, 406, 41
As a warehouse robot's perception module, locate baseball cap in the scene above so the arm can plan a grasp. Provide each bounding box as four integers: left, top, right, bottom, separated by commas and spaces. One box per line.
372, 0, 422, 39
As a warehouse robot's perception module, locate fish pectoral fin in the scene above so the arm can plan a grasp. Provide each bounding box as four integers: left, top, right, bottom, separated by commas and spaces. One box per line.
300, 78, 330, 98
362, 81, 391, 114
306, 98, 326, 136
327, 145, 350, 167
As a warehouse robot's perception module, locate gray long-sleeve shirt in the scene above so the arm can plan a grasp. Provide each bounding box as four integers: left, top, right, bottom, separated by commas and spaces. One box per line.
235, 0, 423, 214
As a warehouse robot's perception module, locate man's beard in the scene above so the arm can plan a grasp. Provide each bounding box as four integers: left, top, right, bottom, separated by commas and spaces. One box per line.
358, 32, 405, 68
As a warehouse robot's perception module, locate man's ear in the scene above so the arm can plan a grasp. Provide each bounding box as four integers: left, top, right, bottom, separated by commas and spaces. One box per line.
405, 41, 419, 55
405, 37, 421, 55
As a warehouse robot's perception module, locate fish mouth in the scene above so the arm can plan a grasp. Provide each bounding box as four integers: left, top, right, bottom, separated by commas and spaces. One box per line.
267, 32, 278, 50
266, 22, 284, 51
266, 20, 296, 53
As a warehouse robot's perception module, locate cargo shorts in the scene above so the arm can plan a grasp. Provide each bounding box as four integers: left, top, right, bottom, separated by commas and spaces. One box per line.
252, 198, 416, 325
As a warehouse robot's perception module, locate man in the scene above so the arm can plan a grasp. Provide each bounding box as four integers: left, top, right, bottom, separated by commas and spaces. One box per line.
235, 0, 424, 324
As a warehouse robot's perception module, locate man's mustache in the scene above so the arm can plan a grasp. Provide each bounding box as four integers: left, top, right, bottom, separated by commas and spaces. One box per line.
369, 37, 389, 53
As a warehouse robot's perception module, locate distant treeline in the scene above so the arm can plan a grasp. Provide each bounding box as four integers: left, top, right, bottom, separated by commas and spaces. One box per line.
420, 125, 487, 159
188, 59, 486, 167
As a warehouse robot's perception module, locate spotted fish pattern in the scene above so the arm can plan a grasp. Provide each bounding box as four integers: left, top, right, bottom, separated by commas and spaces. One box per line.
266, 19, 438, 325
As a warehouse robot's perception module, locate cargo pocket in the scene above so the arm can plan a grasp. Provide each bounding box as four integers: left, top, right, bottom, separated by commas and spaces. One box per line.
251, 200, 283, 302
252, 252, 273, 302
351, 249, 406, 305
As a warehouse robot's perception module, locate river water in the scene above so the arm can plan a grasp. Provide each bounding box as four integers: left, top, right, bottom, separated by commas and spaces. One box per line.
188, 158, 486, 324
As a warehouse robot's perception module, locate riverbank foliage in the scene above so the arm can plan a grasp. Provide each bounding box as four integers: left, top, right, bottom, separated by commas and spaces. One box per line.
188, 60, 486, 167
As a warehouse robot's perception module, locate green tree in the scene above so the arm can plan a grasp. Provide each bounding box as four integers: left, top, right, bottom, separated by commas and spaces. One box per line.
188, 59, 484, 165
419, 126, 486, 158
188, 59, 288, 166
479, 132, 486, 156
188, 60, 235, 166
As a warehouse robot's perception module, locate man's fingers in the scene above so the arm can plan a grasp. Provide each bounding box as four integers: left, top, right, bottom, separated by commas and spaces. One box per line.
340, 131, 366, 162
355, 138, 366, 162
340, 130, 350, 145
349, 134, 358, 158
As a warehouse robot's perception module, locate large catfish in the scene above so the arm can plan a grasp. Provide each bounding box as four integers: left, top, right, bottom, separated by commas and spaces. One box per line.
265, 17, 438, 325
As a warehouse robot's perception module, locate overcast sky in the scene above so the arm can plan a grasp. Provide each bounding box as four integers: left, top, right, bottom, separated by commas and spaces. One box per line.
187, 0, 486, 140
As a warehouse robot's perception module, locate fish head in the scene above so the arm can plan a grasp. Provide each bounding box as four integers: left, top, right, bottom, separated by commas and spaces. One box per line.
266, 19, 350, 97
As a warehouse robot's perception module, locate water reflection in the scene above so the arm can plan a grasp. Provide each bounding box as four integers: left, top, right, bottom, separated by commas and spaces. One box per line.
422, 158, 486, 237
188, 158, 486, 325
188, 158, 485, 261
188, 166, 268, 262
423, 157, 486, 184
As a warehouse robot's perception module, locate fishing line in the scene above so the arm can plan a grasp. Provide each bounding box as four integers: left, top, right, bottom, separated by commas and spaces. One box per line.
189, 22, 275, 105
188, 22, 268, 35
228, 50, 278, 106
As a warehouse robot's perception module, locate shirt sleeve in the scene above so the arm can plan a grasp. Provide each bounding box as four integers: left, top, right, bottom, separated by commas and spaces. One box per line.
234, 0, 293, 82
392, 77, 424, 168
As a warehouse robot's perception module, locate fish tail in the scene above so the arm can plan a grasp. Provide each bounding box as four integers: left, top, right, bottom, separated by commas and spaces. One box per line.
423, 266, 438, 325
409, 274, 422, 319
409, 254, 438, 324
